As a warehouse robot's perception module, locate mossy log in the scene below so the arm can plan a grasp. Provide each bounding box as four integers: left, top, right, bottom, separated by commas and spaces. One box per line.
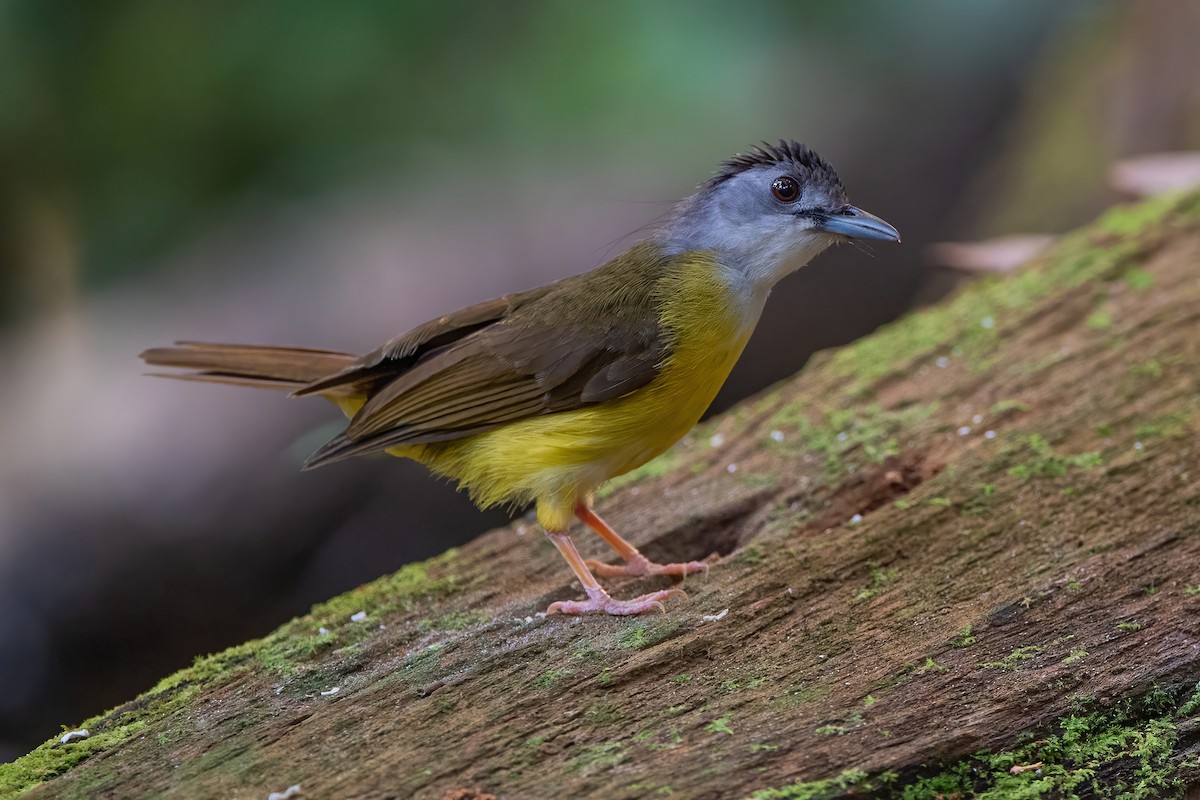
4, 193, 1200, 799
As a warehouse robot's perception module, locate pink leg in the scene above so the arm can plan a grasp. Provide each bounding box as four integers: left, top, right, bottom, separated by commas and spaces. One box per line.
544, 531, 685, 616
575, 503, 709, 579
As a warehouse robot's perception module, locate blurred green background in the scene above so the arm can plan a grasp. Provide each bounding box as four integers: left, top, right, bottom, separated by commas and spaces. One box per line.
0, 0, 1066, 322
3, 0, 1198, 760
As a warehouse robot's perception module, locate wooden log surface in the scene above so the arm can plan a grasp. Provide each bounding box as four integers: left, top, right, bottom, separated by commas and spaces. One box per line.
3, 192, 1200, 799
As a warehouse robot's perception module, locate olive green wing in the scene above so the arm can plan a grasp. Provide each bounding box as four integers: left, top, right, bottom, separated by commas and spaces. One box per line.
302, 263, 666, 469
292, 284, 558, 398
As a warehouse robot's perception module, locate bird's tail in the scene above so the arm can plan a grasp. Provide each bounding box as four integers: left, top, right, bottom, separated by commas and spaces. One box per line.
140, 341, 358, 392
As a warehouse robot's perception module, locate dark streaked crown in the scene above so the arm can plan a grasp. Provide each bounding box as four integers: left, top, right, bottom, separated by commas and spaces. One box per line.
706, 140, 845, 197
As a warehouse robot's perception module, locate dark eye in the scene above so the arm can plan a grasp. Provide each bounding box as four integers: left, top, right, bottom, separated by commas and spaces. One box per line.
771, 176, 800, 202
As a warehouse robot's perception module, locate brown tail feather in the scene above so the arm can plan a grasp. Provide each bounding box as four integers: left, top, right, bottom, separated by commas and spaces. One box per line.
140, 341, 358, 391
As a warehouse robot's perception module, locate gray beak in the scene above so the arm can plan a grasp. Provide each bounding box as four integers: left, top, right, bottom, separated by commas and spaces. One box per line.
816, 206, 901, 242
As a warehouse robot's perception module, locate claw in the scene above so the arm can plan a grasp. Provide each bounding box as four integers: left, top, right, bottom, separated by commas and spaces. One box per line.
547, 586, 686, 616
585, 553, 710, 579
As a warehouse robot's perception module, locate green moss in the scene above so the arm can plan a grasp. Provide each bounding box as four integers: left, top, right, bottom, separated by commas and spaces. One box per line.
400, 643, 447, 685
719, 675, 767, 694
583, 702, 623, 727
1134, 412, 1191, 440
736, 543, 767, 566
0, 547, 466, 800
1130, 359, 1165, 380
990, 399, 1031, 416
311, 549, 461, 626
777, 684, 829, 707
705, 717, 734, 735
916, 657, 948, 675
1006, 434, 1103, 480
565, 741, 626, 774
814, 724, 846, 737
417, 608, 491, 632
1117, 621, 1143, 632
854, 565, 899, 601
979, 643, 1050, 672
616, 619, 686, 650
751, 684, 1199, 799
1122, 267, 1156, 291
769, 403, 937, 480
1062, 649, 1088, 665
900, 687, 1190, 798
1097, 191, 1191, 236
748, 769, 875, 800
950, 623, 979, 652
825, 192, 1199, 394
532, 668, 570, 688
0, 720, 147, 797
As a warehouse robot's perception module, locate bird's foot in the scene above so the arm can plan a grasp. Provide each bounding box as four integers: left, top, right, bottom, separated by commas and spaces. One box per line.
586, 553, 709, 579
546, 585, 686, 616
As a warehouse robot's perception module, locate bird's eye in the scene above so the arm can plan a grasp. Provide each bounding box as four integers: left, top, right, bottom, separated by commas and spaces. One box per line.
771, 176, 800, 202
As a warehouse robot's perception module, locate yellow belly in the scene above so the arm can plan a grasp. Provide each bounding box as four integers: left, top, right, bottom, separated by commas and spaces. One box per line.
352, 253, 754, 531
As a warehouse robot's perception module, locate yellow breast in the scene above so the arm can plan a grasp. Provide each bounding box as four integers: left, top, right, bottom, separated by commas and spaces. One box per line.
391, 252, 755, 531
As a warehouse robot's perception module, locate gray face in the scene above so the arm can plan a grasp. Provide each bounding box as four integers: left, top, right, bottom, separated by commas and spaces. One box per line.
659, 142, 899, 295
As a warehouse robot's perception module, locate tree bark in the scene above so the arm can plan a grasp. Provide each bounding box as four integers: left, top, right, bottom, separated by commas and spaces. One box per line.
4, 192, 1200, 799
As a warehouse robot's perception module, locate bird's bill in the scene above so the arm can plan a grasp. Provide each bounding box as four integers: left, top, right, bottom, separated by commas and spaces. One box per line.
816, 206, 901, 242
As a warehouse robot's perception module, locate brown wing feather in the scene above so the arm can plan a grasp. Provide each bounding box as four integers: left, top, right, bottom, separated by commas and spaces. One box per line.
140, 342, 358, 390
303, 243, 670, 468
292, 284, 559, 397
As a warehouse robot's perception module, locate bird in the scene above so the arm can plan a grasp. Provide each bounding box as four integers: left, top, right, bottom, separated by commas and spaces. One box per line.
141, 140, 899, 617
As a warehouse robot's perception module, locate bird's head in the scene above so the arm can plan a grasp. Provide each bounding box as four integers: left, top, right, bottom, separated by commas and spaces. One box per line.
661, 140, 899, 291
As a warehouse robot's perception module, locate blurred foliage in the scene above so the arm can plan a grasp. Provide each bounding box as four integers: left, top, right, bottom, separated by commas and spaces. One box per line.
0, 0, 1073, 322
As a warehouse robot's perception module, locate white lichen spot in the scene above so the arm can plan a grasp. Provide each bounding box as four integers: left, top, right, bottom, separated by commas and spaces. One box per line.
957, 426, 972, 436
984, 430, 997, 440
726, 463, 738, 473
709, 433, 725, 448
981, 316, 995, 329
320, 687, 340, 697
59, 729, 89, 744
317, 627, 330, 636
1134, 441, 1144, 451
769, 430, 785, 442
349, 611, 367, 623
849, 514, 863, 525
701, 608, 730, 623
971, 414, 983, 425
267, 785, 302, 800
935, 356, 950, 368
836, 431, 849, 442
